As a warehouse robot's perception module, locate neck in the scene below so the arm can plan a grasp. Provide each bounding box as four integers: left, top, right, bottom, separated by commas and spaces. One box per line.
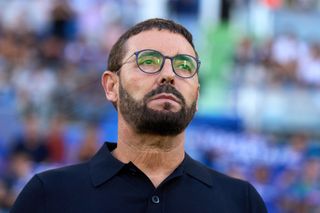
112, 119, 186, 187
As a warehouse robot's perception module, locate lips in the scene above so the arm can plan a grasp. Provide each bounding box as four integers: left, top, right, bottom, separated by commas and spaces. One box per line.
149, 93, 182, 104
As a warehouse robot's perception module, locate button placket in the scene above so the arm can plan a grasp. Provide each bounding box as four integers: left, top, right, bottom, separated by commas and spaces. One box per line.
146, 188, 163, 213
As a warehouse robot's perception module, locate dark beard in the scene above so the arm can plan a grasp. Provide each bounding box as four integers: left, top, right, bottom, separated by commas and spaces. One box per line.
118, 81, 197, 136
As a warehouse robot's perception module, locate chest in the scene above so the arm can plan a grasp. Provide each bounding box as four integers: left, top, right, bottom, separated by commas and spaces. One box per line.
45, 175, 242, 213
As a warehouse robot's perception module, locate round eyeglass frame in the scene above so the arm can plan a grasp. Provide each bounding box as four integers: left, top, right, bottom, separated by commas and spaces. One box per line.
121, 49, 201, 78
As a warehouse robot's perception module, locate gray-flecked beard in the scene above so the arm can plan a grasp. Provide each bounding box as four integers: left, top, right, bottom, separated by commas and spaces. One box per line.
118, 81, 197, 136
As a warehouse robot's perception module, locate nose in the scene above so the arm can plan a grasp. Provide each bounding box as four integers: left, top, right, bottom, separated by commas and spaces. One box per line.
159, 58, 175, 85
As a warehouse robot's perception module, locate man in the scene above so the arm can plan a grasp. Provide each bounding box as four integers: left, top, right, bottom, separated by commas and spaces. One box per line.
11, 18, 267, 213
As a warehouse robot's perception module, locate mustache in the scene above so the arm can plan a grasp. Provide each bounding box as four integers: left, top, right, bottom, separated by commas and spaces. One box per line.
143, 84, 186, 105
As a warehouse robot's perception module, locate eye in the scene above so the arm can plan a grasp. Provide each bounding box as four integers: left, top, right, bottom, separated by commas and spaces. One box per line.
176, 61, 192, 72
139, 57, 160, 65
174, 56, 196, 73
141, 59, 154, 65
138, 55, 162, 66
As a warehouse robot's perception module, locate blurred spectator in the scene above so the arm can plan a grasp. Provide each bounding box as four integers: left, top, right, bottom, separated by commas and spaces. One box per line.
225, 163, 247, 180
285, 0, 319, 11
234, 37, 257, 67
4, 152, 33, 209
286, 133, 309, 168
0, 138, 8, 168
0, 179, 10, 211
39, 36, 66, 65
290, 158, 320, 212
77, 123, 101, 161
259, 37, 274, 69
50, 63, 78, 119
10, 114, 49, 163
49, 1, 77, 41
46, 115, 66, 163
271, 33, 299, 84
275, 168, 299, 212
64, 36, 93, 65
250, 165, 277, 211
11, 62, 57, 118
297, 42, 320, 87
232, 37, 266, 87
169, 0, 199, 16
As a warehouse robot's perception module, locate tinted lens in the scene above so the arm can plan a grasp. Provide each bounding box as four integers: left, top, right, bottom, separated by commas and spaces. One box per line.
137, 50, 163, 73
173, 55, 197, 77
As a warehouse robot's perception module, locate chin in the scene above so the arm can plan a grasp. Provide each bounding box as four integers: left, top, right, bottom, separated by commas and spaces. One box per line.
150, 102, 180, 112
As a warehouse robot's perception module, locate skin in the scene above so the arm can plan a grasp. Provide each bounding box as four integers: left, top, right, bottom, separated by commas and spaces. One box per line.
102, 29, 200, 187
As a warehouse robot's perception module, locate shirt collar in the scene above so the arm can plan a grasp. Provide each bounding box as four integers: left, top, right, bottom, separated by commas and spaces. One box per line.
89, 142, 124, 187
182, 153, 213, 187
89, 142, 213, 187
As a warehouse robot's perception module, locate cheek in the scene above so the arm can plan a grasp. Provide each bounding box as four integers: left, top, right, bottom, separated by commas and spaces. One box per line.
186, 91, 198, 106
121, 74, 155, 101
183, 82, 199, 106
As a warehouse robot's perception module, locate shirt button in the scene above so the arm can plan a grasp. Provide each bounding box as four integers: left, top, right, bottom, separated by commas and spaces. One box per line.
151, 195, 160, 204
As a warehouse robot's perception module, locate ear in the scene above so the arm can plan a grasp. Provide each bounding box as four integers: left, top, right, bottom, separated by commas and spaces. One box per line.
101, 71, 119, 103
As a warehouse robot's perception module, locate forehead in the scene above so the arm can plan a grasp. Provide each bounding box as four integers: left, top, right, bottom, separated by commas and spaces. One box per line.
125, 29, 196, 57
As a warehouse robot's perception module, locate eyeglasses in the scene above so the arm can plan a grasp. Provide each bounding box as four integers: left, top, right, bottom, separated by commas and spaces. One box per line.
121, 49, 200, 78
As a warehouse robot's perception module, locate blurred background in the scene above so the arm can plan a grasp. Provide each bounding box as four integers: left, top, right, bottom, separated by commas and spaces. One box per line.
0, 0, 320, 212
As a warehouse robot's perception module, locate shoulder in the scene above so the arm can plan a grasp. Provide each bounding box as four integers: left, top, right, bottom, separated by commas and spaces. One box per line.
11, 162, 92, 212
27, 162, 92, 200
186, 156, 248, 188
187, 157, 263, 199
195, 161, 267, 209
207, 165, 248, 188
188, 158, 267, 212
36, 162, 90, 186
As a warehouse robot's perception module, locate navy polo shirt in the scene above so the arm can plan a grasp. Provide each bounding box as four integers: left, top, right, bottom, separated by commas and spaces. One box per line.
11, 142, 267, 213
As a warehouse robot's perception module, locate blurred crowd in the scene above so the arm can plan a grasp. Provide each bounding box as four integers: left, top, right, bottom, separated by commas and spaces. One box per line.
0, 0, 320, 213
187, 127, 320, 213
233, 33, 320, 88
228, 17, 320, 212
0, 1, 127, 211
